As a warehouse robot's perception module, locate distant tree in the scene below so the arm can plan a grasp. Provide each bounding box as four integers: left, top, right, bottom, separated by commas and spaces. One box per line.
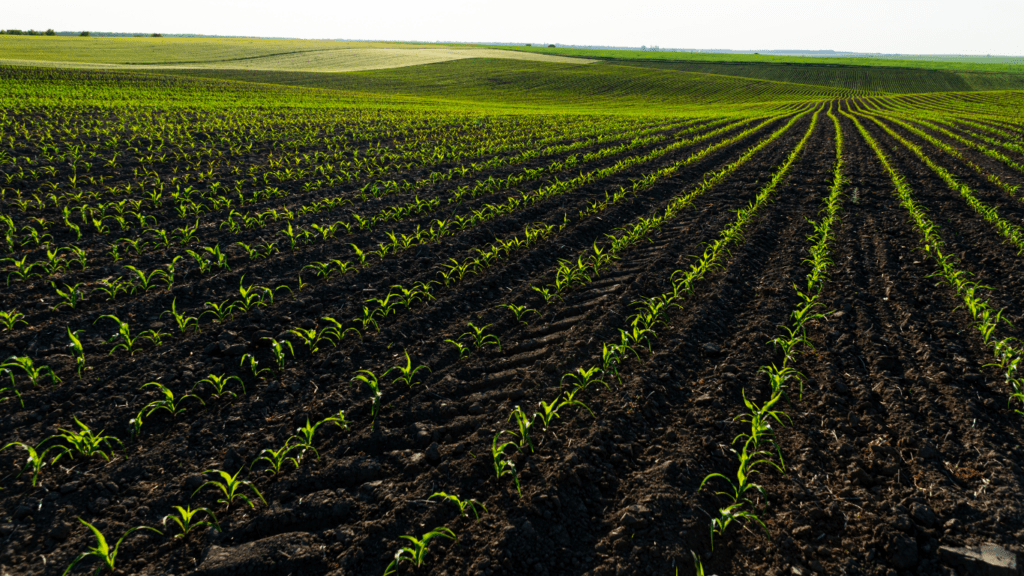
547, 44, 555, 48
4, 30, 23, 35
525, 43, 531, 46
151, 33, 162, 37
79, 31, 90, 37
45, 29, 55, 36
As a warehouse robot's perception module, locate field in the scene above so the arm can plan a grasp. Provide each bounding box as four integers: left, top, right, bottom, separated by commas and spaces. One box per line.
2, 40, 1024, 576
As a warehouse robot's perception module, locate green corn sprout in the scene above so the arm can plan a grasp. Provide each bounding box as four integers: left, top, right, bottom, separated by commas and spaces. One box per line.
266, 339, 294, 372
62, 518, 162, 576
201, 300, 236, 323
67, 327, 86, 378
0, 440, 67, 486
497, 303, 540, 325
286, 410, 347, 461
240, 353, 271, 380
351, 370, 383, 430
194, 373, 246, 399
193, 468, 266, 509
139, 381, 204, 417
383, 527, 457, 575
428, 492, 487, 520
507, 406, 535, 453
52, 415, 123, 461
2, 355, 62, 388
561, 366, 608, 392
124, 265, 167, 292
94, 278, 131, 301
385, 350, 431, 388
445, 338, 471, 359
96, 314, 142, 356
0, 309, 27, 331
286, 323, 342, 355
52, 282, 86, 310
492, 432, 522, 496
161, 297, 200, 334
460, 322, 501, 351
162, 506, 220, 539
251, 444, 300, 475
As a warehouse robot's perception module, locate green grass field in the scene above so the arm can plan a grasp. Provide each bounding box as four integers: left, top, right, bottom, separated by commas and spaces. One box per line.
0, 36, 591, 72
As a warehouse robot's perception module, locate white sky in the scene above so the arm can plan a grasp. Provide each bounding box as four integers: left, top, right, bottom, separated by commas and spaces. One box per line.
4, 0, 1023, 56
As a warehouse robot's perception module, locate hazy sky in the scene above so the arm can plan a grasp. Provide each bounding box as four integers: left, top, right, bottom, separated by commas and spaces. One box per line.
5, 0, 1022, 55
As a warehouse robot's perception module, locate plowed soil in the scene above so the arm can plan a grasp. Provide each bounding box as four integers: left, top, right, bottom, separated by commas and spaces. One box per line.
3, 104, 1024, 576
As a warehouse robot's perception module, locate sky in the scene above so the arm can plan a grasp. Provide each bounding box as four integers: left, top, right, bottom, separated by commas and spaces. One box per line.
4, 0, 1023, 56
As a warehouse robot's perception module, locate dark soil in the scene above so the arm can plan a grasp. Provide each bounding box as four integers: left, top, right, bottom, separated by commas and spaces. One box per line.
3, 100, 1024, 576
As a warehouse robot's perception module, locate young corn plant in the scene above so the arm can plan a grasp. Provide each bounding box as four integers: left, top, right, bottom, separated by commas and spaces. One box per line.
96, 315, 143, 356
162, 506, 220, 538
497, 303, 540, 325
52, 282, 86, 310
383, 527, 457, 575
385, 351, 431, 388
507, 406, 535, 453
201, 300, 236, 324
351, 370, 384, 431
240, 353, 271, 380
192, 469, 266, 509
287, 410, 348, 461
161, 298, 200, 335
428, 492, 487, 521
251, 444, 300, 475
266, 339, 294, 372
460, 323, 501, 351
0, 439, 67, 486
52, 416, 124, 461
0, 309, 27, 331
444, 338, 471, 359
561, 366, 608, 392
2, 355, 62, 388
62, 518, 162, 576
67, 328, 87, 378
194, 373, 246, 399
492, 432, 522, 496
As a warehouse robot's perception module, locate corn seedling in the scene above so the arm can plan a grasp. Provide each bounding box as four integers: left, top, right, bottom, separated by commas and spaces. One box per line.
62, 518, 162, 576
385, 350, 431, 388
492, 432, 522, 496
139, 381, 204, 418
287, 410, 347, 460
286, 323, 342, 355
192, 468, 266, 509
252, 444, 300, 475
67, 327, 86, 378
161, 298, 200, 334
194, 373, 246, 399
95, 315, 142, 356
0, 309, 27, 331
460, 322, 501, 351
201, 300, 236, 323
507, 406, 535, 452
351, 370, 384, 430
561, 366, 608, 392
2, 355, 62, 388
497, 303, 540, 325
162, 506, 220, 538
0, 440, 67, 486
428, 492, 487, 520
51, 415, 123, 461
266, 339, 294, 372
445, 338, 471, 359
240, 353, 271, 380
51, 282, 86, 311
383, 527, 457, 575
94, 278, 131, 301
124, 265, 167, 292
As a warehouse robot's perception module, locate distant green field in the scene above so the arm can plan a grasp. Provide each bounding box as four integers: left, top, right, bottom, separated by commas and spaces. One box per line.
0, 36, 592, 72
497, 46, 1024, 73
489, 47, 1024, 94
148, 59, 871, 114
603, 59, 1024, 94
